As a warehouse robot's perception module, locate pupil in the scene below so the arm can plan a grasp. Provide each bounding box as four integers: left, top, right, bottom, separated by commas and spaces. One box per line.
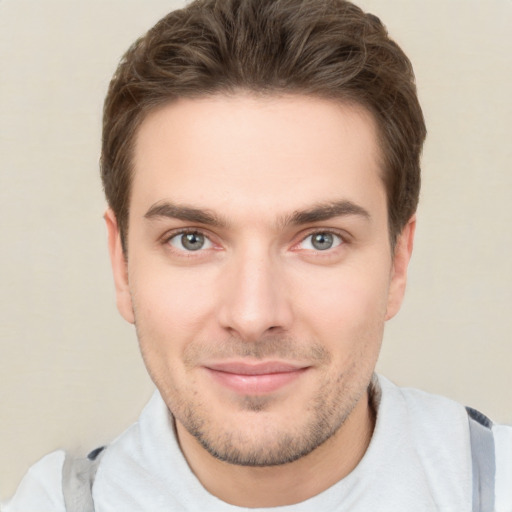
312, 233, 333, 250
182, 233, 204, 251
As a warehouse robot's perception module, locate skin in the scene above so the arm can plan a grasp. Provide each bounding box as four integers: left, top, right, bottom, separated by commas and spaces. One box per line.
105, 93, 415, 507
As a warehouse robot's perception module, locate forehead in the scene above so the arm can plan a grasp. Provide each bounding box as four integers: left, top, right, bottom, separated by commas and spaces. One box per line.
131, 93, 385, 220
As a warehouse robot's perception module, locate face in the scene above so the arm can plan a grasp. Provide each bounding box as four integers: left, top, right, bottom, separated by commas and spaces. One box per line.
106, 94, 414, 466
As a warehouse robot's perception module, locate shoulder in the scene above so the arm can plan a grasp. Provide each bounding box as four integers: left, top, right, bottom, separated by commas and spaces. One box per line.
378, 375, 512, 509
2, 450, 66, 512
493, 423, 512, 510
376, 374, 470, 437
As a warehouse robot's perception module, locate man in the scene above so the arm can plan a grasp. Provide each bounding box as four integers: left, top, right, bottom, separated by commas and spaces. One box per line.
4, 0, 511, 510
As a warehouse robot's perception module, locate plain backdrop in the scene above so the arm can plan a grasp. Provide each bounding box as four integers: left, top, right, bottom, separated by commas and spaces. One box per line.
1, 0, 511, 501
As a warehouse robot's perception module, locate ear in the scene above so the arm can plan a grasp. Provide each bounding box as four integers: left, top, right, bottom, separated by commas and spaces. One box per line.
385, 215, 416, 321
104, 209, 135, 324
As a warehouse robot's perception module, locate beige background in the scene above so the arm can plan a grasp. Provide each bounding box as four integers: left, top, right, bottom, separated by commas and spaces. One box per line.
1, 0, 511, 500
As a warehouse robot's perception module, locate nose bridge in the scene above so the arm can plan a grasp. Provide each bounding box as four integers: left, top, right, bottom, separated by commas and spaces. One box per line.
217, 239, 291, 340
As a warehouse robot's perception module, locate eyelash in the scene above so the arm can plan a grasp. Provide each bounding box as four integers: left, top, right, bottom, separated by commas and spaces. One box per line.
292, 229, 348, 254
162, 228, 348, 255
163, 229, 215, 250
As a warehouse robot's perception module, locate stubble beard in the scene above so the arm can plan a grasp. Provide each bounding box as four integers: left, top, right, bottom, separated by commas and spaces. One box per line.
178, 369, 367, 467
138, 331, 374, 468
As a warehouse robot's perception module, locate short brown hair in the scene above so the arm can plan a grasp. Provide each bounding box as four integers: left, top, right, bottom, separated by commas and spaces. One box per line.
101, 0, 426, 251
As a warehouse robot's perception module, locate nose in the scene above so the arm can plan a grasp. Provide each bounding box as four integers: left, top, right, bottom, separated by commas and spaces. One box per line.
217, 245, 293, 341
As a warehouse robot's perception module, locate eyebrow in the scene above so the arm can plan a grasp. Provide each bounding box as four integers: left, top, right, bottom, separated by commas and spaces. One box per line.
284, 200, 371, 226
144, 201, 227, 227
144, 199, 370, 228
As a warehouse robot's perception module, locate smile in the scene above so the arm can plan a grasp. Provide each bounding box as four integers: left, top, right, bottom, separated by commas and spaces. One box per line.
203, 361, 310, 394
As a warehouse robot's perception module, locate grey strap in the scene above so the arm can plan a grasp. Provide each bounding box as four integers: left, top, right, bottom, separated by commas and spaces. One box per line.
466, 407, 495, 512
62, 447, 105, 512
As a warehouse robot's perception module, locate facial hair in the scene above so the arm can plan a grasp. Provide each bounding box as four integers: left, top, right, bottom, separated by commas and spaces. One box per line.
138, 329, 373, 467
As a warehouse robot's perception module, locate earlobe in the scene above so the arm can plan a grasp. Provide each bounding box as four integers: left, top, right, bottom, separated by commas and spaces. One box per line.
104, 209, 135, 324
385, 215, 416, 321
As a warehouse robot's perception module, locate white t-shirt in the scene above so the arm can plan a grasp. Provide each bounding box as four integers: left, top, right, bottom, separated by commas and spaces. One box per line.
4, 375, 512, 511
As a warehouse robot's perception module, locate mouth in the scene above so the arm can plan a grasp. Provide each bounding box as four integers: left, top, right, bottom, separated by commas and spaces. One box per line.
203, 361, 310, 395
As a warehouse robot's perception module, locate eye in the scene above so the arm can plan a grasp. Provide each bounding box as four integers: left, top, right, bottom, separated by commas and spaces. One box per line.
299, 232, 343, 251
168, 231, 213, 252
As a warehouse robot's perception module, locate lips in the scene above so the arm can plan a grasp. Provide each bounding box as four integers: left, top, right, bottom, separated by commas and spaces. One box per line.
203, 361, 309, 394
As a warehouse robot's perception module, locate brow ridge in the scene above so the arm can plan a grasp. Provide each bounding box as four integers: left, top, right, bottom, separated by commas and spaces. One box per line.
285, 200, 371, 226
144, 201, 226, 227
144, 199, 370, 229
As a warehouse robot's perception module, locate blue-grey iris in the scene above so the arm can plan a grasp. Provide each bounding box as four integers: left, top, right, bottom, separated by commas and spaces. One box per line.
182, 232, 205, 251
311, 233, 334, 250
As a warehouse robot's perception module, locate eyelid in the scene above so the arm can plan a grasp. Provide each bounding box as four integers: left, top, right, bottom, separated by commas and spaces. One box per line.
162, 228, 217, 250
293, 228, 349, 251
160, 227, 349, 254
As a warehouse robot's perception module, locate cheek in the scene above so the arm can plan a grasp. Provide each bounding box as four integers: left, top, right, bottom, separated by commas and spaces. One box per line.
129, 266, 217, 350
293, 264, 390, 350
298, 264, 390, 318
129, 269, 214, 393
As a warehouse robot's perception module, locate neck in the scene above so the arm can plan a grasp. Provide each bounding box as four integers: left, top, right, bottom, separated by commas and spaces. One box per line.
176, 390, 375, 507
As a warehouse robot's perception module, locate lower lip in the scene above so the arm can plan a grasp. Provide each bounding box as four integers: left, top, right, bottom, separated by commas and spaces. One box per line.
205, 368, 308, 394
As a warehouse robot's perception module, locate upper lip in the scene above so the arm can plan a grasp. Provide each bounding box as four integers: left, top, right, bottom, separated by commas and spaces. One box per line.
204, 361, 309, 375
